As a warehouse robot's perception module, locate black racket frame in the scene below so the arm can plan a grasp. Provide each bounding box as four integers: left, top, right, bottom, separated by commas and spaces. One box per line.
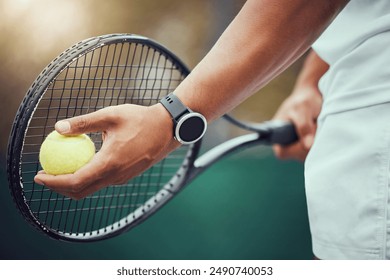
7, 34, 203, 241
7, 34, 297, 242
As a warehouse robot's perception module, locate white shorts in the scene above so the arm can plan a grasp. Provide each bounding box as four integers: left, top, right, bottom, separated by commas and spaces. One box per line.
305, 103, 390, 259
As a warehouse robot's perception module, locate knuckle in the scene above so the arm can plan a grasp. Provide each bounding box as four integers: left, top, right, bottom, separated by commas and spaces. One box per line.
70, 194, 82, 201
101, 157, 119, 173
107, 169, 128, 185
112, 178, 128, 186
294, 118, 311, 136
75, 117, 89, 131
276, 152, 288, 160
102, 106, 118, 121
298, 124, 311, 135
118, 177, 129, 185
68, 177, 84, 193
110, 161, 121, 171
273, 146, 286, 159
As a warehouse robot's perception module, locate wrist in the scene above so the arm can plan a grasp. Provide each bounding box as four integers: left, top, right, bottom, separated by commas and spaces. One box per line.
291, 83, 321, 99
158, 93, 207, 145
150, 102, 177, 144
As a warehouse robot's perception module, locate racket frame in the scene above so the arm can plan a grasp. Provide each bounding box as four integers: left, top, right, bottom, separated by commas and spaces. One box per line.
7, 34, 297, 242
7, 34, 202, 242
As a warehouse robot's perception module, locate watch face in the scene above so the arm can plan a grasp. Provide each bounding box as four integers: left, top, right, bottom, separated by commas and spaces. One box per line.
176, 113, 207, 144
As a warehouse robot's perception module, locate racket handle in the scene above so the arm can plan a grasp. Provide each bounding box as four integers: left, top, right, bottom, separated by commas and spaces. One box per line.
264, 120, 298, 145
191, 120, 298, 180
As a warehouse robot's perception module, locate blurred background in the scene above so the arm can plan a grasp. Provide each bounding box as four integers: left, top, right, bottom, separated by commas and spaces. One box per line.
0, 0, 311, 259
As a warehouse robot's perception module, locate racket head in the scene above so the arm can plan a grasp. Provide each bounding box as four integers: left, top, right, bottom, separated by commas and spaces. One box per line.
7, 34, 201, 242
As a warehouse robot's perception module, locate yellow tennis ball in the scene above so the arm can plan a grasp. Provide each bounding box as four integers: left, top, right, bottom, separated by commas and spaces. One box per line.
39, 131, 96, 175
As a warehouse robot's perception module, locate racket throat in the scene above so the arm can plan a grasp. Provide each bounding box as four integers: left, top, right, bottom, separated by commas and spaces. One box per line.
192, 133, 265, 176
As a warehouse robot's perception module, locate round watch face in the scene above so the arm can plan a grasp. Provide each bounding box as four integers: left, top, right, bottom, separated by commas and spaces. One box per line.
175, 113, 207, 144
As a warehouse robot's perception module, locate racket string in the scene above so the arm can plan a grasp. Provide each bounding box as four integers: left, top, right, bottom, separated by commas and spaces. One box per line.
20, 39, 189, 237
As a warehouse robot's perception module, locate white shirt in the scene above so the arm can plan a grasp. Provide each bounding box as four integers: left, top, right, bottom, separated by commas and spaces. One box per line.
312, 0, 390, 118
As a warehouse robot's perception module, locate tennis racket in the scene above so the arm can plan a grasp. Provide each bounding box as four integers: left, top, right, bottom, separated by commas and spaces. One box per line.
7, 34, 298, 242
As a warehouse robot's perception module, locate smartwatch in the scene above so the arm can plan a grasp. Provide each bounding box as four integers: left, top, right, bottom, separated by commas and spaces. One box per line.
159, 93, 207, 145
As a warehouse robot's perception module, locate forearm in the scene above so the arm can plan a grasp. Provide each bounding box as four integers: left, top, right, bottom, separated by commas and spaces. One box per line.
36, 0, 349, 196
175, 0, 348, 121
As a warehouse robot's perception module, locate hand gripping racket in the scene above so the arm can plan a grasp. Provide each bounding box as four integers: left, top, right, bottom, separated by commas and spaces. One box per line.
7, 34, 298, 242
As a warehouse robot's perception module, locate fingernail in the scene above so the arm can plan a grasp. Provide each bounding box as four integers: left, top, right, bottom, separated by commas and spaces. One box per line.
55, 121, 70, 133
34, 176, 44, 186
303, 135, 314, 149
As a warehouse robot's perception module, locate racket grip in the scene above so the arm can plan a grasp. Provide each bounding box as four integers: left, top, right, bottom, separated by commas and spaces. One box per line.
266, 120, 299, 146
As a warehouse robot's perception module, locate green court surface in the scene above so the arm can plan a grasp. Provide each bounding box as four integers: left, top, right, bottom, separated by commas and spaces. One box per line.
0, 148, 312, 260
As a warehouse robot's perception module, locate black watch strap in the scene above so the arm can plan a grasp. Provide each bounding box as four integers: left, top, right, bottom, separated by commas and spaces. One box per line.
159, 92, 207, 145
159, 93, 190, 123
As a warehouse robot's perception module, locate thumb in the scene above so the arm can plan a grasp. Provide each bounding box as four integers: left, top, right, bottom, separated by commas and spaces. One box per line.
290, 112, 317, 151
297, 119, 316, 150
302, 133, 315, 150
55, 107, 116, 135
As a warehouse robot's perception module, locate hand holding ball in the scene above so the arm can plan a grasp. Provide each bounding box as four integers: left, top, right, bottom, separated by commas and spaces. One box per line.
39, 131, 96, 175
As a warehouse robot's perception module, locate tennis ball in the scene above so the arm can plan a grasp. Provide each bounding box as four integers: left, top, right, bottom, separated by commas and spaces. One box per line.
39, 131, 96, 175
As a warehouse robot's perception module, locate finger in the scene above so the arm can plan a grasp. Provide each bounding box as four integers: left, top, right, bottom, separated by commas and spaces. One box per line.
273, 142, 308, 161
34, 171, 110, 200
34, 148, 112, 196
55, 107, 116, 135
302, 132, 315, 150
291, 113, 313, 139
288, 112, 316, 150
45, 180, 111, 200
